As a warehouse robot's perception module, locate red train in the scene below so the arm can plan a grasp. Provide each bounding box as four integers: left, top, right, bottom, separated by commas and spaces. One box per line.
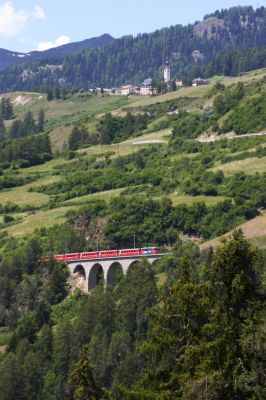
45, 247, 160, 263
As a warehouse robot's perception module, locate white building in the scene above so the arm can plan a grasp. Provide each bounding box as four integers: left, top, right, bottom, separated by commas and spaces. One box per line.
140, 86, 152, 96
140, 78, 153, 96
164, 62, 171, 83
120, 85, 135, 95
192, 77, 210, 86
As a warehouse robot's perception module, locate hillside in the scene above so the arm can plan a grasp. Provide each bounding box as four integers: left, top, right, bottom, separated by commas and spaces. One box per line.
0, 3, 266, 399
201, 212, 266, 249
0, 68, 265, 247
1, 6, 266, 92
0, 65, 265, 399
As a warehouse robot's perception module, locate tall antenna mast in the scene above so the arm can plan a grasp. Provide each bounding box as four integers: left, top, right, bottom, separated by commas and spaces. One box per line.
163, 31, 170, 84
162, 31, 169, 67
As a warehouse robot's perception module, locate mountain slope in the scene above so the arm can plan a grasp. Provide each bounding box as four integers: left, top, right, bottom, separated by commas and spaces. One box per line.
0, 34, 114, 71
1, 68, 266, 241
1, 5, 266, 92
0, 48, 31, 71
29, 33, 114, 59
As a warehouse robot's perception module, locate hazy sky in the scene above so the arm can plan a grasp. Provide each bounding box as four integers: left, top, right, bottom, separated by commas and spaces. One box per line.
0, 0, 264, 52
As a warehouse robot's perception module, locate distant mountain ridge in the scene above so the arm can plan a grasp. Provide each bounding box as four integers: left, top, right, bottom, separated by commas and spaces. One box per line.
0, 34, 114, 71
1, 6, 266, 92
0, 48, 31, 71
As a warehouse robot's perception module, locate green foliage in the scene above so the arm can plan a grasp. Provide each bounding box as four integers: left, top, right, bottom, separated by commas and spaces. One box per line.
0, 171, 36, 190
8, 110, 45, 140
117, 232, 265, 400
47, 263, 69, 305
213, 82, 246, 117
30, 133, 266, 242
68, 126, 90, 150
0, 219, 265, 400
0, 117, 6, 142
98, 112, 149, 144
37, 109, 45, 132
0, 98, 14, 120
69, 344, 111, 400
0, 133, 52, 166
172, 111, 212, 139
47, 89, 54, 101
0, 353, 24, 400
132, 97, 193, 118
221, 92, 266, 133
52, 290, 87, 325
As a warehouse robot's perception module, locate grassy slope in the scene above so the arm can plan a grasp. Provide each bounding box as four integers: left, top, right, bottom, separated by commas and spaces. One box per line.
6, 92, 137, 128
211, 156, 266, 176
4, 92, 142, 150
2, 69, 266, 239
201, 212, 266, 249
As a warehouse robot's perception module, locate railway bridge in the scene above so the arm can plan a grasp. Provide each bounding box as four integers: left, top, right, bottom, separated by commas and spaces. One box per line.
66, 253, 167, 292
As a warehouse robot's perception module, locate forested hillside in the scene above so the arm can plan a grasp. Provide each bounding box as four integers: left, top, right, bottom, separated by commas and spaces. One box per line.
1, 5, 266, 92
0, 226, 265, 399
0, 67, 265, 399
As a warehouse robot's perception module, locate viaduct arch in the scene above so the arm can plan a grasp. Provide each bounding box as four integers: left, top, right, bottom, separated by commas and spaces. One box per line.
67, 254, 164, 293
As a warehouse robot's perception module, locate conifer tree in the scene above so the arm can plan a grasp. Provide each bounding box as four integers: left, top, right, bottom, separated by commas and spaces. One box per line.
0, 98, 14, 120
23, 111, 36, 135
68, 126, 80, 150
37, 109, 45, 132
69, 344, 111, 400
114, 231, 262, 400
47, 89, 54, 101
0, 116, 6, 142
55, 88, 61, 99
9, 119, 23, 138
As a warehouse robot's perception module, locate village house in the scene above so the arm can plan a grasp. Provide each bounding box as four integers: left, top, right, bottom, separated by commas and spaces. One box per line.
114, 79, 155, 96
192, 77, 210, 86
117, 84, 136, 95
139, 78, 153, 96
175, 79, 183, 87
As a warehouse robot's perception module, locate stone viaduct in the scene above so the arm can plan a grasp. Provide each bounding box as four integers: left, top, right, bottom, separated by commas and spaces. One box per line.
67, 253, 166, 292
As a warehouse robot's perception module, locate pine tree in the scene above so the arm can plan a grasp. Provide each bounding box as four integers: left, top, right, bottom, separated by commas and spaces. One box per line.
0, 98, 14, 120
69, 344, 111, 400
37, 109, 45, 132
55, 88, 61, 99
53, 320, 74, 398
0, 98, 4, 117
9, 119, 24, 138
68, 126, 80, 150
0, 116, 6, 142
47, 89, 54, 101
48, 263, 69, 305
23, 111, 36, 135
0, 353, 25, 400
3, 98, 14, 119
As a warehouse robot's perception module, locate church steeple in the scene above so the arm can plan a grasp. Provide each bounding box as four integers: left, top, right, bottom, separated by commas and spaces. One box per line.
164, 61, 170, 83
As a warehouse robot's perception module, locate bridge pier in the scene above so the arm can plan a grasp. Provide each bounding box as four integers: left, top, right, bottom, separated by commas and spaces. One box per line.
67, 254, 165, 293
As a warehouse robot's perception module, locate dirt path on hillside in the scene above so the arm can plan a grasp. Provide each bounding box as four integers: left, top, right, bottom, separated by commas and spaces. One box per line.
197, 131, 266, 143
